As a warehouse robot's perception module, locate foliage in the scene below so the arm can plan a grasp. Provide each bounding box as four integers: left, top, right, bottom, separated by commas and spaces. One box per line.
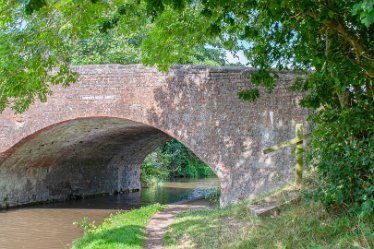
140, 151, 169, 187
0, 0, 227, 112
1, 0, 373, 214
0, 0, 108, 112
157, 139, 214, 178
141, 140, 215, 186
308, 106, 374, 217
165, 197, 373, 249
138, 0, 374, 215
1, 2, 372, 111
69, 30, 142, 65
68, 28, 226, 67
353, 0, 374, 27
72, 204, 163, 249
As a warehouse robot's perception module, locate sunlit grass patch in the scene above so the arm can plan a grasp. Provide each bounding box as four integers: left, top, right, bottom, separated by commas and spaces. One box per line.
165, 196, 373, 249
72, 204, 163, 249
165, 203, 256, 249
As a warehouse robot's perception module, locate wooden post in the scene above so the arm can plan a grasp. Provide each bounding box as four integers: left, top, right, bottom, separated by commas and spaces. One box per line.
263, 123, 308, 185
295, 124, 303, 185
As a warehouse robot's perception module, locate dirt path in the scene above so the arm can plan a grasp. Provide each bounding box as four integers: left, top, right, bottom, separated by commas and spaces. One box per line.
144, 199, 213, 249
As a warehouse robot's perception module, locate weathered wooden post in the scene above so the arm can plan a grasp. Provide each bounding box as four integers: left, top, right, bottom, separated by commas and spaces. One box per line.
263, 123, 308, 185
295, 124, 303, 185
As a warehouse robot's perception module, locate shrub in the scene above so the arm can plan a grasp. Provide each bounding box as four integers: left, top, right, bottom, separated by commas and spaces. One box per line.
308, 105, 374, 217
140, 139, 215, 186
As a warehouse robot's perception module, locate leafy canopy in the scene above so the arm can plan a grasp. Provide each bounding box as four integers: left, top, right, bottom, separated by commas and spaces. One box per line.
0, 0, 226, 112
2, 0, 373, 111
1, 0, 373, 215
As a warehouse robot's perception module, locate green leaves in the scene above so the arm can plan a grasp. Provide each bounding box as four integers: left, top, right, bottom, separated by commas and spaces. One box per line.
1, 0, 373, 113
0, 0, 373, 216
25, 0, 47, 15
353, 0, 374, 27
0, 0, 103, 112
309, 105, 374, 217
158, 139, 214, 179
237, 88, 260, 101
141, 139, 214, 181
140, 5, 215, 70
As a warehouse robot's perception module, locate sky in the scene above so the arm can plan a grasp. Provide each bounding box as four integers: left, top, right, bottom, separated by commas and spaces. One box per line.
225, 50, 249, 65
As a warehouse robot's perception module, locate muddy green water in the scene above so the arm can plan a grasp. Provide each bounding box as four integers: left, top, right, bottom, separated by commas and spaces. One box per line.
0, 178, 219, 249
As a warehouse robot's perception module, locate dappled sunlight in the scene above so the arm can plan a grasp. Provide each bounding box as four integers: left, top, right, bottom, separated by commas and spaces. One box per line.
165, 202, 255, 249
241, 137, 253, 159
165, 192, 373, 249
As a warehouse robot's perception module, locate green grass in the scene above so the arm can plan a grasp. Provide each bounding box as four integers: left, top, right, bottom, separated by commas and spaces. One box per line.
72, 204, 163, 249
165, 198, 373, 249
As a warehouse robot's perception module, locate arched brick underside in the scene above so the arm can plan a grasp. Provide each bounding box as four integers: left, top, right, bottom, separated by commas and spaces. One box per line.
0, 118, 170, 206
0, 64, 308, 207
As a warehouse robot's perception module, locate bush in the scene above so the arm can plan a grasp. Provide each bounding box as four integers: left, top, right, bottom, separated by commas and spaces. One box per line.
140, 152, 169, 187
308, 105, 374, 217
158, 139, 215, 179
140, 139, 215, 186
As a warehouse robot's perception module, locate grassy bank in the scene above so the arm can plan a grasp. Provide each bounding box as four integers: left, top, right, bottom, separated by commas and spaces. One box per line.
165, 196, 373, 249
72, 204, 163, 249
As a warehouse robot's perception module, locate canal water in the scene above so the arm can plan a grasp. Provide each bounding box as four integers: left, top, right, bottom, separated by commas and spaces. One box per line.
0, 177, 219, 249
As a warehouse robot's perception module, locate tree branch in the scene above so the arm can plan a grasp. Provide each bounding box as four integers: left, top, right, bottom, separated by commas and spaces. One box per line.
324, 19, 374, 81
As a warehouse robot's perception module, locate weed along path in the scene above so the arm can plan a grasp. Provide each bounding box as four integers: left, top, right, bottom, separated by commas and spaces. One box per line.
144, 199, 214, 249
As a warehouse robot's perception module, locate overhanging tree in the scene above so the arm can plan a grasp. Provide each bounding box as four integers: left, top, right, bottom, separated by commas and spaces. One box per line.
0, 0, 373, 215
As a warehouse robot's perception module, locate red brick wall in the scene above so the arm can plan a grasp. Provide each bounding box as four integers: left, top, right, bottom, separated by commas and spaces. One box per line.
0, 64, 308, 207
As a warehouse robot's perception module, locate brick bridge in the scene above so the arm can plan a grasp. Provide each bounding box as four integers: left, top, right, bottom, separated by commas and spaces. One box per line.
0, 64, 308, 207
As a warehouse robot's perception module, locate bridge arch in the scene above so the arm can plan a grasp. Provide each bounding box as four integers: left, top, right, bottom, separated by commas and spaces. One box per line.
0, 64, 308, 207
0, 116, 218, 206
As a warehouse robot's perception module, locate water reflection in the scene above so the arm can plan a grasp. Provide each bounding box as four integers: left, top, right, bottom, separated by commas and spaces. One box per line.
0, 177, 219, 249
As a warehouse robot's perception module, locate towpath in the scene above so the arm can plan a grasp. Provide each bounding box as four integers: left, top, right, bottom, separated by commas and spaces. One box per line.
144, 199, 213, 249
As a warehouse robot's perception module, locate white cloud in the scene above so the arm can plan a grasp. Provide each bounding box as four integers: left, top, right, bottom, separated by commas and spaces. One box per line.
225, 50, 250, 66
